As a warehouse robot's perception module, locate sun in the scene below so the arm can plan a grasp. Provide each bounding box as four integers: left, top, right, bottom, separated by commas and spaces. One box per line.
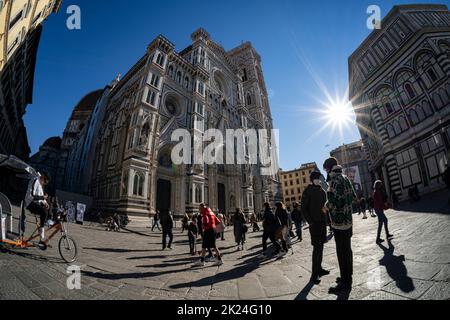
324, 99, 354, 128
303, 89, 357, 144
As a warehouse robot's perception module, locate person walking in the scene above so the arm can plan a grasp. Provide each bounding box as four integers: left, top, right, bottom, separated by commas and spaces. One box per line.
373, 180, 394, 244
233, 208, 247, 251
359, 197, 368, 219
302, 171, 330, 285
196, 213, 204, 239
367, 196, 376, 217
216, 212, 226, 241
181, 213, 189, 233
152, 210, 161, 232
187, 217, 198, 255
160, 210, 174, 250
323, 157, 356, 294
193, 204, 223, 267
259, 202, 282, 258
275, 202, 289, 254
250, 213, 260, 232
291, 202, 303, 241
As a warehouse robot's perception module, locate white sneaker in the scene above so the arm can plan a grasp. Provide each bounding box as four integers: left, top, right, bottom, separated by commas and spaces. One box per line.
205, 256, 217, 262
193, 261, 205, 267
46, 220, 55, 227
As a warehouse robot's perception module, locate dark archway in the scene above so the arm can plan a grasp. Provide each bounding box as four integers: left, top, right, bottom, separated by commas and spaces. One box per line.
217, 183, 226, 214
156, 179, 171, 215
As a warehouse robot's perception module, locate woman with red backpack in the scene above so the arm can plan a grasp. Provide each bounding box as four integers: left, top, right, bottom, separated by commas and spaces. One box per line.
193, 204, 224, 267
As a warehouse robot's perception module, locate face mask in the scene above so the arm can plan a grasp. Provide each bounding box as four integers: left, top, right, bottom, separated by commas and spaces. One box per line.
313, 179, 321, 186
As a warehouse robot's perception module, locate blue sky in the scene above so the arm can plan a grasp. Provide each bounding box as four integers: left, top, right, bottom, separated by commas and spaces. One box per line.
24, 0, 441, 171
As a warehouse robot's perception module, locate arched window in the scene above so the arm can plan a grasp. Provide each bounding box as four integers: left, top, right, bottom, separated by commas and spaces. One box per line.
176, 71, 182, 84
404, 83, 416, 99
393, 120, 401, 135
184, 76, 190, 89
168, 65, 174, 78
422, 101, 433, 117
409, 109, 419, 125
395, 70, 419, 104
417, 105, 425, 121
433, 92, 445, 109
375, 87, 397, 117
133, 172, 144, 197
399, 116, 408, 131
246, 94, 252, 106
387, 124, 395, 138
415, 51, 439, 85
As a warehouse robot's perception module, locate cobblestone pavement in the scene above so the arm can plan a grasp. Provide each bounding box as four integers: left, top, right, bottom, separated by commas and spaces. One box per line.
1, 192, 449, 300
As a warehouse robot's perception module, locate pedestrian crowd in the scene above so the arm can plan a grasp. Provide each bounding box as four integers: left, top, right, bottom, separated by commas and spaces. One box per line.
149, 157, 398, 294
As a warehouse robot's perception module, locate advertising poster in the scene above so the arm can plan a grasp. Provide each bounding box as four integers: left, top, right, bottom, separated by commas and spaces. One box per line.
345, 166, 363, 196
76, 203, 86, 225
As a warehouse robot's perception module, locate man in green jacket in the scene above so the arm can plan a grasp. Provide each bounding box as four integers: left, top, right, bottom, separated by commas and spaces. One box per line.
301, 171, 330, 285
323, 157, 357, 294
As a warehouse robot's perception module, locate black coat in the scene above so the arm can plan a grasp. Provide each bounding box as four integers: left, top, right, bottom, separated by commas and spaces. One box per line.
161, 213, 174, 230
291, 208, 303, 223
275, 208, 289, 227
301, 184, 327, 224
263, 208, 281, 233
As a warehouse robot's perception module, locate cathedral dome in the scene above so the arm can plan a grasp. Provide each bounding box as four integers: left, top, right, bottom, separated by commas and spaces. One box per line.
43, 136, 62, 149
73, 89, 103, 112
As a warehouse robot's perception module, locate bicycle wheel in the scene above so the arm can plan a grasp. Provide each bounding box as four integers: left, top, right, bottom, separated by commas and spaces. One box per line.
58, 235, 78, 263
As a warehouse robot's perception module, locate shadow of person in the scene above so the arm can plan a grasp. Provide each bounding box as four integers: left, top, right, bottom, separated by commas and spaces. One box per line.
378, 241, 414, 293
294, 282, 314, 300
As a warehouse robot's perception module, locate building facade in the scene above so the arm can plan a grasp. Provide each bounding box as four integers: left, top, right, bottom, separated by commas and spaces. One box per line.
0, 0, 61, 159
349, 4, 450, 201
330, 141, 373, 199
280, 162, 317, 209
89, 29, 281, 219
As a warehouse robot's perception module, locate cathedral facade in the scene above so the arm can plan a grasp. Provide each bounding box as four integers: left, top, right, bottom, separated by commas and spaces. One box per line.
89, 29, 282, 219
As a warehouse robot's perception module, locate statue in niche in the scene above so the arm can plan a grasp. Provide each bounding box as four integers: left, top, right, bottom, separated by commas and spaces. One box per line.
139, 123, 150, 147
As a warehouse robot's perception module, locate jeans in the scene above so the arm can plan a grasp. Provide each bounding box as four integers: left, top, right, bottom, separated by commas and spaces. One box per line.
333, 228, 353, 285
310, 222, 326, 277
152, 219, 161, 231
294, 221, 302, 239
162, 228, 173, 248
262, 230, 281, 253
375, 209, 390, 239
188, 234, 196, 253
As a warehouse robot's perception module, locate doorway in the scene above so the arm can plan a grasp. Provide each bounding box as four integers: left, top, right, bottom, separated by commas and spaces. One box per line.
156, 179, 171, 215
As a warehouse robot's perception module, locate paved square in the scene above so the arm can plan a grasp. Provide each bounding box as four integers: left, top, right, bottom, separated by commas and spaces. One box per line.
1, 193, 449, 300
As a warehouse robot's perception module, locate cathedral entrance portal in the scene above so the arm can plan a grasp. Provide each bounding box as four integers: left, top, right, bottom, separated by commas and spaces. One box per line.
217, 183, 226, 215
156, 179, 171, 215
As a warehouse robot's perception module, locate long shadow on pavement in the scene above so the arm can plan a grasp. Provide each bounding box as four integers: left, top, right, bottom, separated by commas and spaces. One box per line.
378, 241, 415, 293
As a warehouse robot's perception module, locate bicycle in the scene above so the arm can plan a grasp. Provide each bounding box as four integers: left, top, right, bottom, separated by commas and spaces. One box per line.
0, 209, 78, 263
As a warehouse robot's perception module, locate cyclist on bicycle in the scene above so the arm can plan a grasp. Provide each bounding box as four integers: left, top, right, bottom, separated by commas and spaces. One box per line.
24, 172, 50, 243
